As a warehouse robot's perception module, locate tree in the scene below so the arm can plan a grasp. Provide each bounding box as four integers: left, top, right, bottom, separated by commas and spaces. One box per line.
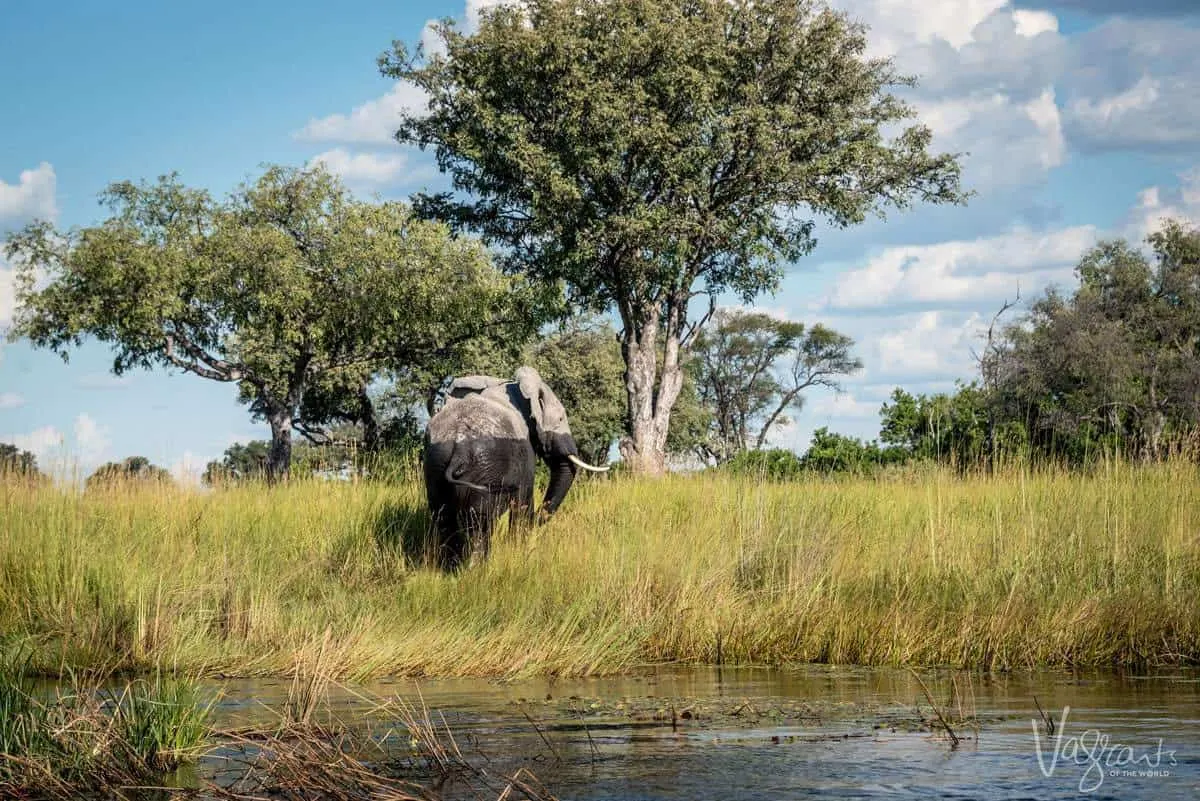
382, 0, 967, 474
879, 384, 994, 469
0, 443, 46, 484
690, 308, 861, 462
801, 427, 900, 475
202, 441, 270, 486
986, 219, 1200, 462
7, 164, 542, 482
86, 456, 172, 489
522, 315, 626, 466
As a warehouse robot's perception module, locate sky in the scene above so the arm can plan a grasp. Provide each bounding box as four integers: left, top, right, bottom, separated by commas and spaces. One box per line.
2, 0, 1199, 482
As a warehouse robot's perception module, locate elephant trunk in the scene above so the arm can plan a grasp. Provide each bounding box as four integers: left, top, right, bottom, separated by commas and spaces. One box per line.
540, 433, 580, 517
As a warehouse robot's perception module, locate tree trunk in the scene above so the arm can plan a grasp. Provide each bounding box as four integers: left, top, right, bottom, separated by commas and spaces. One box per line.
358, 384, 380, 452
267, 411, 293, 484
617, 302, 686, 476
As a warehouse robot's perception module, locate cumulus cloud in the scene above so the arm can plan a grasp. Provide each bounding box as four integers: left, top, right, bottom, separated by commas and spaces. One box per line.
295, 82, 427, 146
1015, 0, 1200, 16
73, 414, 111, 466
875, 311, 989, 380
822, 224, 1096, 311
10, 425, 64, 463
0, 257, 15, 329
8, 415, 112, 477
1011, 9, 1059, 37
832, 0, 1011, 56
1057, 18, 1200, 152
0, 162, 56, 228
0, 392, 24, 410
307, 148, 411, 185
805, 392, 883, 420
913, 87, 1066, 190
1121, 168, 1200, 243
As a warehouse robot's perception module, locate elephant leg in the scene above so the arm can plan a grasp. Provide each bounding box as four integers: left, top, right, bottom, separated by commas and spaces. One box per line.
508, 483, 536, 537
433, 502, 469, 572
452, 492, 497, 569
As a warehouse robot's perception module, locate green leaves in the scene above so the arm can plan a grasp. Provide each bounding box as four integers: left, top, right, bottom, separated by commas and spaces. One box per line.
7, 163, 539, 477
387, 0, 965, 302
383, 0, 965, 472
690, 308, 862, 460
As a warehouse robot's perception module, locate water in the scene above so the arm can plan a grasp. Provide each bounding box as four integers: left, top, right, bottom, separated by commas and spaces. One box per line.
206, 666, 1200, 800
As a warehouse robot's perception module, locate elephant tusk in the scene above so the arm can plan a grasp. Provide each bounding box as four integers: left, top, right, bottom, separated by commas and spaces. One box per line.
567, 454, 610, 472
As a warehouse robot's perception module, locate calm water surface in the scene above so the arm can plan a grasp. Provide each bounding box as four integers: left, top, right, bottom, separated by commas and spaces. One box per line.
208, 666, 1200, 800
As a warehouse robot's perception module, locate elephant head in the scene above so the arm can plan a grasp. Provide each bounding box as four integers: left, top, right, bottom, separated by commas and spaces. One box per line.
434, 366, 608, 518
513, 366, 608, 515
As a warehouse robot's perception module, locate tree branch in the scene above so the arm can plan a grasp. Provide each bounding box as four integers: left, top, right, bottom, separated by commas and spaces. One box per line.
164, 334, 244, 381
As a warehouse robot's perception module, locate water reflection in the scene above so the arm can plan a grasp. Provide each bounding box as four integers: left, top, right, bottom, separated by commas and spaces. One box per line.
208, 666, 1200, 800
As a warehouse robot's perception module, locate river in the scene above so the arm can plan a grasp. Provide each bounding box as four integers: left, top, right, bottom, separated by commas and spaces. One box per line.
195, 665, 1200, 800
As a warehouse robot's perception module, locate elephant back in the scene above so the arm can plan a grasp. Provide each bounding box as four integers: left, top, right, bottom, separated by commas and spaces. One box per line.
427, 392, 529, 443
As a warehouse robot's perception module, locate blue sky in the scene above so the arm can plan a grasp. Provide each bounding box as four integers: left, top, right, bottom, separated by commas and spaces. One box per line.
2, 0, 1199, 480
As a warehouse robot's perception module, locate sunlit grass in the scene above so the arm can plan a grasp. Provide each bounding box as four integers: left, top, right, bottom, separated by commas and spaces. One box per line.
2, 459, 1198, 679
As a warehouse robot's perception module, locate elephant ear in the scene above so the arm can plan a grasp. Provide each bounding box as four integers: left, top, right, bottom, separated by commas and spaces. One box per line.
515, 366, 570, 450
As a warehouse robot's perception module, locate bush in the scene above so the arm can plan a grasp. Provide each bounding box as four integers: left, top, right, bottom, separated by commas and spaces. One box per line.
722, 449, 805, 480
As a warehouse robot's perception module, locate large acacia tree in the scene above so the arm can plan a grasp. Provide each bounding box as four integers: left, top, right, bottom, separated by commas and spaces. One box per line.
6, 164, 537, 481
383, 0, 967, 474
691, 308, 862, 462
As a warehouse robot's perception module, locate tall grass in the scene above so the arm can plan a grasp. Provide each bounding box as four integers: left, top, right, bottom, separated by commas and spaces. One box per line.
2, 459, 1198, 678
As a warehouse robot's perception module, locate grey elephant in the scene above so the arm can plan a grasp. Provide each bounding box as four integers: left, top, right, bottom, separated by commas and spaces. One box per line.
421, 366, 608, 569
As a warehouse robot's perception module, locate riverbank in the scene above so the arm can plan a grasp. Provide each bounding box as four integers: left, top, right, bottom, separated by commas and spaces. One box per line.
2, 461, 1198, 678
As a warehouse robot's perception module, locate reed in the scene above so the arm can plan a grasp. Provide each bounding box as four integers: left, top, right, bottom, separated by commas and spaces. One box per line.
2, 458, 1198, 678
0, 652, 213, 798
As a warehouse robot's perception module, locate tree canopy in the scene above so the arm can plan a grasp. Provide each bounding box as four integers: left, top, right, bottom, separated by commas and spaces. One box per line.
86, 456, 172, 489
690, 308, 861, 462
7, 164, 544, 481
0, 443, 46, 485
383, 0, 967, 474
986, 219, 1200, 461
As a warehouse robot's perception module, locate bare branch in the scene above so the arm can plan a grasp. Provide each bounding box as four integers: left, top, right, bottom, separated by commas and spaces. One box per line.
164, 334, 244, 382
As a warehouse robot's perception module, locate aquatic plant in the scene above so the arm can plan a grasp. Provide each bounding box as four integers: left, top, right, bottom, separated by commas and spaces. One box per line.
0, 653, 212, 798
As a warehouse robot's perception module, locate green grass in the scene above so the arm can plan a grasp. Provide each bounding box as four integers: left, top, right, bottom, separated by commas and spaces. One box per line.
2, 460, 1199, 679
0, 650, 213, 795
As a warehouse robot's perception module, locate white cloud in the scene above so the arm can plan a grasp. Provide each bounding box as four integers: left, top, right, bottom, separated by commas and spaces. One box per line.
912, 87, 1066, 190
0, 162, 56, 226
1024, 88, 1067, 170
295, 82, 428, 145
1122, 167, 1200, 242
0, 257, 15, 328
876, 311, 988, 378
170, 451, 205, 487
1069, 74, 1159, 128
805, 392, 883, 420
74, 414, 111, 466
823, 224, 1096, 310
0, 392, 24, 410
308, 148, 411, 185
10, 425, 65, 464
834, 0, 1011, 56
1012, 9, 1059, 37
5, 415, 110, 479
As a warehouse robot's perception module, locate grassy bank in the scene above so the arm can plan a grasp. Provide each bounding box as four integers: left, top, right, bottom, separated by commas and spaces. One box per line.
2, 461, 1198, 678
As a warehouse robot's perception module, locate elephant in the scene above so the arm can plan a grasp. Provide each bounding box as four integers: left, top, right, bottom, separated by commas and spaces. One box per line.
421, 366, 608, 569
